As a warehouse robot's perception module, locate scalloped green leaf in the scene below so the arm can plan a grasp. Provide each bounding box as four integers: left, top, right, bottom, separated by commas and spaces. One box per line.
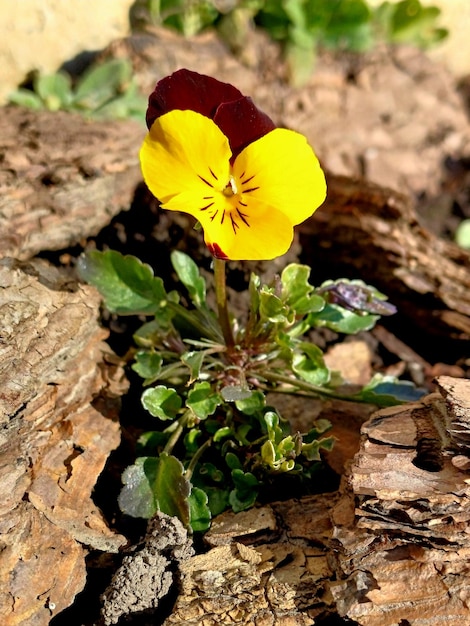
292, 342, 330, 386
118, 453, 191, 524
281, 263, 325, 315
132, 350, 163, 383
229, 469, 259, 512
34, 72, 73, 110
142, 385, 182, 420
188, 487, 211, 532
77, 249, 167, 315
187, 382, 222, 420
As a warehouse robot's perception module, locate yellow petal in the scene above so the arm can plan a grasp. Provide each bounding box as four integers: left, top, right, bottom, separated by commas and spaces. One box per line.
232, 128, 326, 226
202, 199, 295, 261
139, 110, 231, 213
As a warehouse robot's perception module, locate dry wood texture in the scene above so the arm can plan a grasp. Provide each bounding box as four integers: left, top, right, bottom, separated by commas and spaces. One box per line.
0, 258, 127, 625
153, 377, 470, 625
301, 175, 470, 344
331, 376, 470, 625
0, 106, 145, 261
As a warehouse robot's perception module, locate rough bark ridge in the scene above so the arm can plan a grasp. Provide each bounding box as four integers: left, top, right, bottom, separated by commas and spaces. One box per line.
302, 174, 470, 344
331, 376, 470, 625
0, 106, 145, 261
0, 258, 127, 626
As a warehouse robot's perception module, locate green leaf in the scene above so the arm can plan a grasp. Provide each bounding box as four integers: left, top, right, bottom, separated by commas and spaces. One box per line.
188, 487, 211, 532
213, 426, 233, 442
281, 263, 325, 316
358, 374, 426, 407
181, 350, 206, 383
73, 59, 132, 110
225, 452, 243, 471
263, 410, 282, 443
132, 350, 163, 383
118, 453, 191, 524
142, 385, 182, 420
388, 0, 447, 48
292, 342, 330, 386
134, 315, 175, 348
136, 430, 169, 454
309, 303, 379, 334
259, 287, 291, 324
322, 0, 373, 51
221, 385, 252, 402
285, 37, 317, 87
34, 72, 73, 110
301, 436, 334, 461
187, 382, 222, 419
8, 89, 44, 110
77, 250, 168, 315
229, 469, 259, 512
235, 390, 266, 415
192, 462, 230, 517
171, 250, 206, 307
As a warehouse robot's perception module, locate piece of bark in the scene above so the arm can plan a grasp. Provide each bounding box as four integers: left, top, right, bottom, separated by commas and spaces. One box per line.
0, 106, 145, 261
330, 376, 470, 625
101, 513, 194, 625
165, 495, 338, 626
301, 175, 470, 344
0, 258, 127, 626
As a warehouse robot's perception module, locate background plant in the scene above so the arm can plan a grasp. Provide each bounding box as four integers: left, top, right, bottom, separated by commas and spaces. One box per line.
78, 248, 424, 532
132, 0, 448, 84
8, 1, 447, 115
8, 58, 147, 122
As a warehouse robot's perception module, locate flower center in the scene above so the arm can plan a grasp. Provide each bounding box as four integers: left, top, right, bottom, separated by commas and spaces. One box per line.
197, 168, 258, 234
223, 176, 238, 197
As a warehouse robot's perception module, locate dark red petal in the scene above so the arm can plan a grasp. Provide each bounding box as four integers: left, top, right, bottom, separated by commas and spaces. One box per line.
214, 97, 276, 157
207, 242, 229, 260
146, 68, 242, 129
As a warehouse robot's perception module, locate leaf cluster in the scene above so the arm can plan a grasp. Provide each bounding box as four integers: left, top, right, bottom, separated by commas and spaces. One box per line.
132, 0, 448, 85
78, 249, 424, 531
8, 59, 147, 122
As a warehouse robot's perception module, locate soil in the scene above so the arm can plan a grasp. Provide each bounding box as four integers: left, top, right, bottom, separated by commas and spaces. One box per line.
2, 24, 470, 626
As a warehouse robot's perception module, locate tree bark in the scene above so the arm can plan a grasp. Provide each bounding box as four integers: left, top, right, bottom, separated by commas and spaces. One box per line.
0, 106, 145, 261
301, 175, 470, 345
0, 258, 127, 625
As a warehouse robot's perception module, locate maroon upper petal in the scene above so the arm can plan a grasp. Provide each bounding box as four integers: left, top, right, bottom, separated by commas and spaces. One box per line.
214, 96, 276, 158
145, 69, 276, 156
146, 69, 242, 129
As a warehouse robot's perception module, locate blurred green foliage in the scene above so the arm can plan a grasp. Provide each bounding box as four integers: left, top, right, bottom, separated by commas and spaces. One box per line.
133, 0, 448, 85
8, 58, 147, 122
8, 1, 448, 117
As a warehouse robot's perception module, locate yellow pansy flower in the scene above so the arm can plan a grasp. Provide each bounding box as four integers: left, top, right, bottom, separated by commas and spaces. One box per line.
140, 70, 326, 261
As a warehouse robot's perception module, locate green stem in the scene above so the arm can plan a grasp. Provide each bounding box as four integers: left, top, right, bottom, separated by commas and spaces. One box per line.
163, 411, 190, 455
259, 371, 365, 403
167, 301, 221, 342
213, 258, 235, 349
184, 438, 212, 481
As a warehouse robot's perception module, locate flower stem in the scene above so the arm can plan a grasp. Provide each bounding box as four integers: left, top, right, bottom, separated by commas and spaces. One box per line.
213, 258, 235, 349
